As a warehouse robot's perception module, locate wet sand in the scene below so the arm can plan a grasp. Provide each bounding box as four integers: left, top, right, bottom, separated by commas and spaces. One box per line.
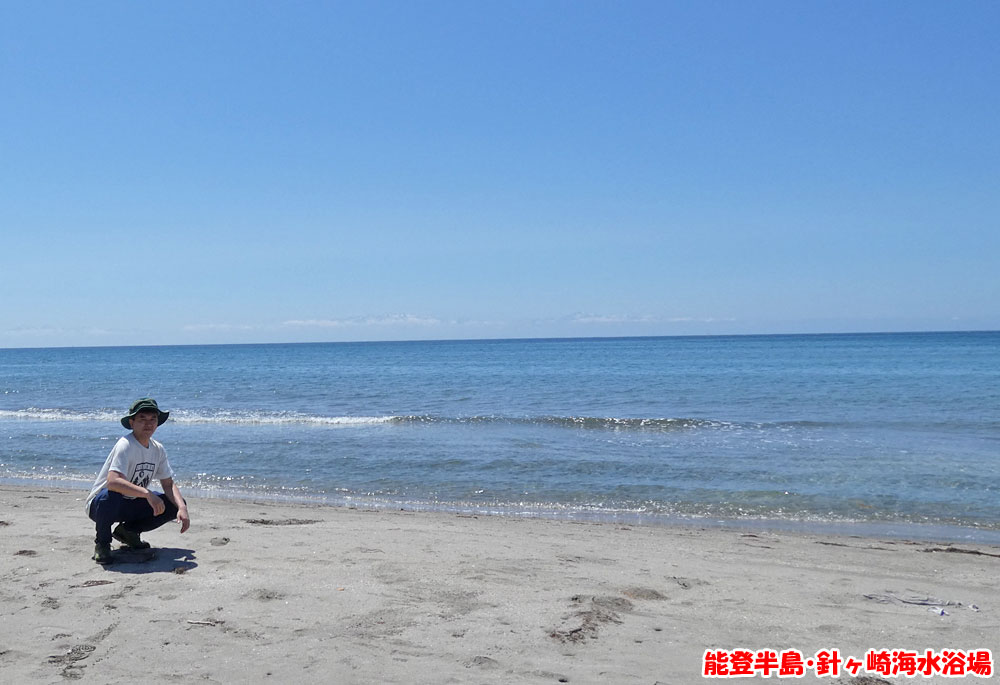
1, 484, 996, 684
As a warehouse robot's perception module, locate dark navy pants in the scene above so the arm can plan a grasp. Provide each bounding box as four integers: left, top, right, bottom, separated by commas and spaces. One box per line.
88, 488, 179, 545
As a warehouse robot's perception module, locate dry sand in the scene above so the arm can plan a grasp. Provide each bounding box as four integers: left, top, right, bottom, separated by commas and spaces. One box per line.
1, 484, 996, 684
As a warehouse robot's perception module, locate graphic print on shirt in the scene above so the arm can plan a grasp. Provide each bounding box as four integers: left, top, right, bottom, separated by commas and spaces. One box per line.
131, 462, 156, 489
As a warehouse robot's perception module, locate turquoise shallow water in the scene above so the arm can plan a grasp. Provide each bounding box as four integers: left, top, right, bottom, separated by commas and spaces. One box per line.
1, 332, 998, 541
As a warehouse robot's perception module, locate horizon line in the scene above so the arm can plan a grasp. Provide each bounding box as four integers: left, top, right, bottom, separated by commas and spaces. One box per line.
2, 328, 997, 352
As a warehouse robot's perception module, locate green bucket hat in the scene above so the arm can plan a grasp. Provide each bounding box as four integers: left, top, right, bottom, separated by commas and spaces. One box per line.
121, 397, 170, 429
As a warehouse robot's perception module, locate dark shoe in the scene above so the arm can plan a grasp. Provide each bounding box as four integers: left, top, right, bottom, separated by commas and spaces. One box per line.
93, 542, 113, 565
112, 524, 150, 550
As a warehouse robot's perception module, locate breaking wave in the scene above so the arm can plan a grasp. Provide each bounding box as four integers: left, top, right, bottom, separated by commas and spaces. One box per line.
0, 408, 395, 426
0, 407, 790, 432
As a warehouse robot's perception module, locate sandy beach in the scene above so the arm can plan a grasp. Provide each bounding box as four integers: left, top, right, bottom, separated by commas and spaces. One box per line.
1, 484, 996, 684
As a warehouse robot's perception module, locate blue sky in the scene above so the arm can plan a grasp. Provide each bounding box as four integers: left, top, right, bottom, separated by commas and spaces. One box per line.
2, 1, 997, 347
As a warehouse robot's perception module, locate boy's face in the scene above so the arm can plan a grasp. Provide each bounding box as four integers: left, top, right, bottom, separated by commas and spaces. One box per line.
129, 409, 159, 440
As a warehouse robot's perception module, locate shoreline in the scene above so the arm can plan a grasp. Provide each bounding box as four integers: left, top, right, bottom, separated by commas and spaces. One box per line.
3, 483, 998, 683
5, 476, 1000, 546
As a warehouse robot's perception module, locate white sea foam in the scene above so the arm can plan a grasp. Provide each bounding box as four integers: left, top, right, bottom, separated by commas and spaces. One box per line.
0, 408, 398, 426
0, 408, 120, 423
170, 411, 397, 426
0, 409, 728, 430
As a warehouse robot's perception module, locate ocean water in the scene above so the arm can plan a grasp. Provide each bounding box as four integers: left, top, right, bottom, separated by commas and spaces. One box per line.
1, 332, 998, 542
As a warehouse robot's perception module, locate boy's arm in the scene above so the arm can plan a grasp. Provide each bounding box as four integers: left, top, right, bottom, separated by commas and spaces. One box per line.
106, 470, 166, 516
160, 477, 190, 533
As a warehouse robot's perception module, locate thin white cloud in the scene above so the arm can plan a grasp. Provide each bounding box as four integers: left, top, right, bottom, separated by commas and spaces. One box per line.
182, 323, 259, 332
571, 313, 659, 324
282, 314, 443, 328
570, 313, 736, 325
1, 326, 117, 337
2, 326, 66, 337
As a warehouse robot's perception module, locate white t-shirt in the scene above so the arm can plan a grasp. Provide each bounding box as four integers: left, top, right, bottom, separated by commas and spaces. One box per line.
85, 433, 175, 514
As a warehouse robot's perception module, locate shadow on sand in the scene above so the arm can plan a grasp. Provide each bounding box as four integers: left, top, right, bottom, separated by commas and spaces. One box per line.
102, 547, 197, 574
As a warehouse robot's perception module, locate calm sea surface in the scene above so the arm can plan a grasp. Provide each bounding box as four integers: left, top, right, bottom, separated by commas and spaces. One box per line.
2, 332, 998, 542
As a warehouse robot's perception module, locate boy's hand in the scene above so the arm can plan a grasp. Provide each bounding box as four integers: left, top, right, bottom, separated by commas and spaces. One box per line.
176, 506, 191, 533
146, 492, 166, 516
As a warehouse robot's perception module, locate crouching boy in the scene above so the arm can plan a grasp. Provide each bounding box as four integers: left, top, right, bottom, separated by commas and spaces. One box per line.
85, 398, 191, 564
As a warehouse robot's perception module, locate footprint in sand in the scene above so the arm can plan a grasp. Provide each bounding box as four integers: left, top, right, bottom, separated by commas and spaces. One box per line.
550, 595, 635, 643
246, 589, 285, 601
622, 586, 667, 600
464, 655, 500, 669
